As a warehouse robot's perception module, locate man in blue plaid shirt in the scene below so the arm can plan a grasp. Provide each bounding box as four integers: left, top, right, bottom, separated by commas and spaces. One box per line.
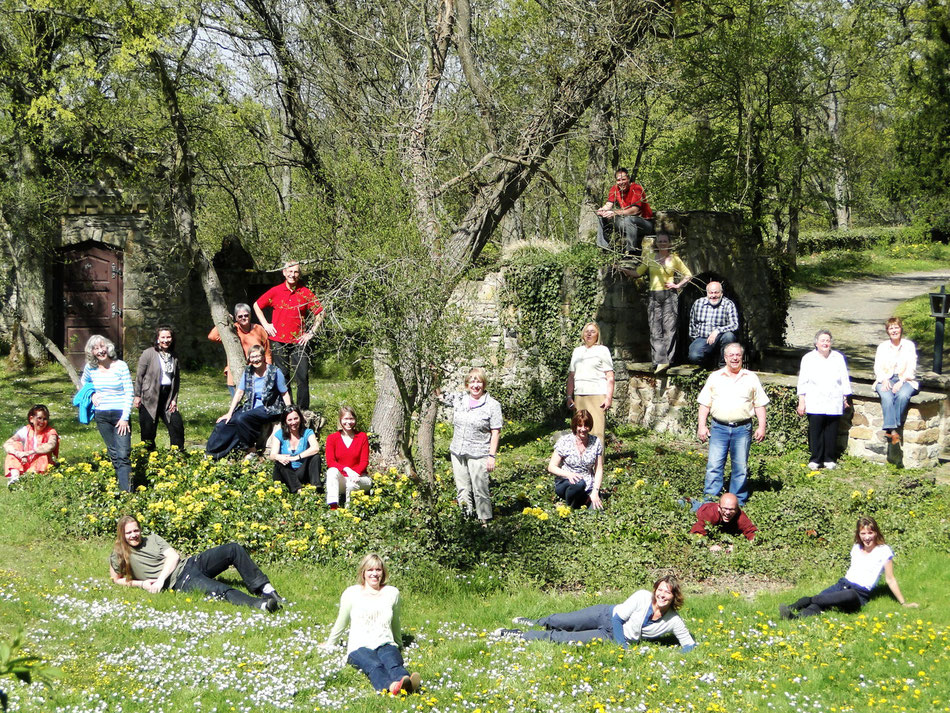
687, 282, 739, 366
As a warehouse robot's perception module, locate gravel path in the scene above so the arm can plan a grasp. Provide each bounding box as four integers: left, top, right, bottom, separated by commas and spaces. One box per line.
785, 270, 950, 371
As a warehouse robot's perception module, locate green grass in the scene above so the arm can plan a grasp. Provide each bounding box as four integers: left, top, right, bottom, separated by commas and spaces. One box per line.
1, 366, 950, 712
895, 282, 950, 359
791, 241, 950, 297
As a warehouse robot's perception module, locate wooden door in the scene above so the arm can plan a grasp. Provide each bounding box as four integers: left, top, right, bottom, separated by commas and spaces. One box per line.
60, 244, 123, 370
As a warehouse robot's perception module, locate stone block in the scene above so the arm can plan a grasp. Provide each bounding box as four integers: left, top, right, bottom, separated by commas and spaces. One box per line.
851, 412, 870, 427
848, 426, 875, 440
904, 427, 939, 445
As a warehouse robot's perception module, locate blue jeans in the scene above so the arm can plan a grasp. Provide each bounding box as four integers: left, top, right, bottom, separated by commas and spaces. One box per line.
875, 376, 917, 430
173, 542, 270, 609
524, 603, 614, 644
555, 477, 590, 509
595, 215, 653, 254
687, 331, 737, 366
347, 644, 409, 691
94, 409, 132, 491
704, 420, 752, 505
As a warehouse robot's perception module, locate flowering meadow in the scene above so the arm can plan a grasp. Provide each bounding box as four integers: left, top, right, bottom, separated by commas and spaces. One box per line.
2, 361, 950, 712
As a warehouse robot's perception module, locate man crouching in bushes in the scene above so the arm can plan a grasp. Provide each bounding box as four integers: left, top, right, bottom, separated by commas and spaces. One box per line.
109, 515, 284, 611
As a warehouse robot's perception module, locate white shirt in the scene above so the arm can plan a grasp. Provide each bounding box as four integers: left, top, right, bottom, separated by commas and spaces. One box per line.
612, 589, 694, 647
325, 584, 401, 654
844, 544, 894, 591
797, 349, 852, 415
569, 345, 614, 395
873, 339, 918, 390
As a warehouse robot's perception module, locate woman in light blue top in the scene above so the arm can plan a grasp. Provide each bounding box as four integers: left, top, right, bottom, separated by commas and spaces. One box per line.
80, 335, 134, 491
267, 405, 321, 493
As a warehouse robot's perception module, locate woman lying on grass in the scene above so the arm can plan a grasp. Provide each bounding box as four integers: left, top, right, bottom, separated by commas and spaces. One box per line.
320, 553, 421, 696
779, 515, 918, 619
109, 515, 283, 611
496, 574, 695, 651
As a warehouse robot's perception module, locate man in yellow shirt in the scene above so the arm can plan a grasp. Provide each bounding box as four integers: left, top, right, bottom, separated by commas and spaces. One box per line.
696, 343, 768, 506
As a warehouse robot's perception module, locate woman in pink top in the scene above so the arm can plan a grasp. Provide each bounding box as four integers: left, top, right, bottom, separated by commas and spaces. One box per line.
325, 405, 371, 508
4, 404, 59, 484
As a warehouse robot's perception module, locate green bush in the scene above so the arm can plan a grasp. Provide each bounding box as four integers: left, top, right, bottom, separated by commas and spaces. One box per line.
16, 431, 949, 593
797, 226, 927, 255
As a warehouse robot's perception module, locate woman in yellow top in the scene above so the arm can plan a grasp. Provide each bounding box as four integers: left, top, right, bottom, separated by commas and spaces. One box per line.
632, 232, 692, 372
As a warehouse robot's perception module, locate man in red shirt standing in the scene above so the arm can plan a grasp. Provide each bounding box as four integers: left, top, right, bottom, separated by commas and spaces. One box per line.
253, 261, 323, 410
595, 167, 654, 257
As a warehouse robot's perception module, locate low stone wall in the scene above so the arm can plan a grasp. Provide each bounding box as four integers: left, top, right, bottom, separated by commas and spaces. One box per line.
612, 364, 949, 469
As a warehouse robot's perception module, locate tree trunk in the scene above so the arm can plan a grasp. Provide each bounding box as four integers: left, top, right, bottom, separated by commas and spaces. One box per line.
370, 356, 408, 465
578, 96, 613, 243
151, 51, 248, 380
825, 88, 850, 230
2, 143, 49, 367
415, 392, 439, 487
786, 107, 804, 263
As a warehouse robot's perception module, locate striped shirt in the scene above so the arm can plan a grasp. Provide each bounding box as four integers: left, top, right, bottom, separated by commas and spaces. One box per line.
82, 361, 134, 421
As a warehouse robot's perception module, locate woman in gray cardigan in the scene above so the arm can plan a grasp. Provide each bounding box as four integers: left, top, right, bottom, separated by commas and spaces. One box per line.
496, 574, 695, 651
134, 325, 184, 451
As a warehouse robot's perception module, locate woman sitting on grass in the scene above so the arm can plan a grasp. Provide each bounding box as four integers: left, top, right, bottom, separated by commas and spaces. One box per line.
320, 553, 421, 696
779, 515, 918, 619
496, 574, 695, 651
4, 404, 59, 484
548, 409, 604, 510
267, 405, 321, 493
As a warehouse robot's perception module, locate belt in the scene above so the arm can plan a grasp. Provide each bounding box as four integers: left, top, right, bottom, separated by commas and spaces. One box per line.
712, 417, 752, 427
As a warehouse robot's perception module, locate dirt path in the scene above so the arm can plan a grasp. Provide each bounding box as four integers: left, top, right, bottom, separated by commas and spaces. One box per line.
785, 270, 950, 372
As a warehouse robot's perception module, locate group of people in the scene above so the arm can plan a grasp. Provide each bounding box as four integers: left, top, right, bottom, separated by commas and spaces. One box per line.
105, 511, 916, 697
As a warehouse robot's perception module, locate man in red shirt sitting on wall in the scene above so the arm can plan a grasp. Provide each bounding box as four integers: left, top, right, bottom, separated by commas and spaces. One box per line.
253, 261, 323, 411
595, 167, 654, 257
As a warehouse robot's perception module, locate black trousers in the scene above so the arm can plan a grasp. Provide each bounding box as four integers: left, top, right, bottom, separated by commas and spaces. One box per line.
807, 414, 839, 464
555, 477, 590, 509
272, 341, 311, 411
172, 543, 270, 608
789, 578, 870, 618
139, 385, 185, 451
273, 456, 322, 494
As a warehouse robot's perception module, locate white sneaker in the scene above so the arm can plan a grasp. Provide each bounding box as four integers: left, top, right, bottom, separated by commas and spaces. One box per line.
823, 462, 836, 470
807, 462, 820, 470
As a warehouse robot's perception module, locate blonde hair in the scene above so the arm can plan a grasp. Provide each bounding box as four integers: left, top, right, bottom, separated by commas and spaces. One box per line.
464, 367, 488, 390
112, 515, 140, 581
356, 553, 388, 587
580, 322, 602, 345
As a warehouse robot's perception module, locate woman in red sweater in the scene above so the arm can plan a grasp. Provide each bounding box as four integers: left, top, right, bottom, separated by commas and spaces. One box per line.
325, 405, 371, 509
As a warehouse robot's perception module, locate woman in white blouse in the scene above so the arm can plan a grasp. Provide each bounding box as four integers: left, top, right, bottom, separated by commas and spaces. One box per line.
873, 317, 918, 445
321, 554, 421, 696
566, 322, 614, 445
796, 329, 852, 470
497, 574, 695, 651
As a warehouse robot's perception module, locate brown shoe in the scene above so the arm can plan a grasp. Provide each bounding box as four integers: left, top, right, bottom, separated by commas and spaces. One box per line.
408, 672, 421, 693
888, 430, 901, 445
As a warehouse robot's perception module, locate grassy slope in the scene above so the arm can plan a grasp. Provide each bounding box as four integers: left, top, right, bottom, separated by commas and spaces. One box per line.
790, 242, 950, 298
1, 369, 949, 711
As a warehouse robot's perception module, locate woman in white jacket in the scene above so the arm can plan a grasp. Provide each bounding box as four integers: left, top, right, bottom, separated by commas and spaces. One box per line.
497, 574, 695, 651
796, 329, 852, 470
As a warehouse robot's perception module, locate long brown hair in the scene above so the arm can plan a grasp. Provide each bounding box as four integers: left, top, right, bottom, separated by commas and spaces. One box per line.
113, 515, 139, 580
853, 516, 885, 548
